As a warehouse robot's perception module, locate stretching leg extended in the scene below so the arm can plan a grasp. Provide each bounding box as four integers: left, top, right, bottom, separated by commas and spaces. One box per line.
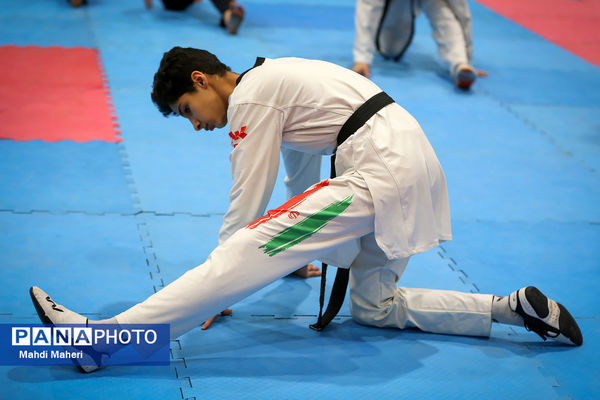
113, 173, 373, 338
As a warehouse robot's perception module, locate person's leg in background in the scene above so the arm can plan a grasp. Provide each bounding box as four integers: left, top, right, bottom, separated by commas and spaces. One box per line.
419, 0, 477, 89
158, 0, 245, 34
209, 0, 245, 34
160, 0, 195, 11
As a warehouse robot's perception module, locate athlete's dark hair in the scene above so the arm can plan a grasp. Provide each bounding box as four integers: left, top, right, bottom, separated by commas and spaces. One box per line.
151, 47, 231, 117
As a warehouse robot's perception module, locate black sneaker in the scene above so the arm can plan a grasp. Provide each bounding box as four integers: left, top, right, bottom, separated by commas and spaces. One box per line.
509, 286, 583, 346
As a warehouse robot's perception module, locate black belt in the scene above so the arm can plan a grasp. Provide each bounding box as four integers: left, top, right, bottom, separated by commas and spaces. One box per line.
310, 91, 394, 331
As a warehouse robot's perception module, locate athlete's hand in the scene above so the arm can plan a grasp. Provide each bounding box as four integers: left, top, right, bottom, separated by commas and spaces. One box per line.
476, 69, 488, 78
292, 263, 322, 278
352, 62, 371, 78
201, 309, 232, 330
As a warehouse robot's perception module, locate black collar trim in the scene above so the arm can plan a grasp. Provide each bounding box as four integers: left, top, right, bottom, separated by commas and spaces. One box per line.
235, 57, 265, 85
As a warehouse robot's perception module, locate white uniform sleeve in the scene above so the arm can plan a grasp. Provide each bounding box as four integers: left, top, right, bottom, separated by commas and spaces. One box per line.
281, 148, 322, 200
218, 103, 283, 245
353, 0, 386, 65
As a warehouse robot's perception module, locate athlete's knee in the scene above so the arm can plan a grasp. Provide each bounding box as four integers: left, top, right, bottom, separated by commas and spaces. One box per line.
350, 303, 391, 327
349, 290, 407, 328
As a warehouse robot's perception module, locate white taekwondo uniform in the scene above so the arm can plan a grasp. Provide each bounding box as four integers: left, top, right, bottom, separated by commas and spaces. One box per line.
354, 0, 473, 72
116, 57, 492, 338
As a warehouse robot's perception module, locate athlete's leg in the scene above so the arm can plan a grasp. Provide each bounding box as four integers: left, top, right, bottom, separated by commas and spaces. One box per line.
211, 0, 244, 34
420, 0, 468, 69
209, 0, 230, 14
112, 172, 374, 338
349, 234, 493, 337
419, 0, 476, 88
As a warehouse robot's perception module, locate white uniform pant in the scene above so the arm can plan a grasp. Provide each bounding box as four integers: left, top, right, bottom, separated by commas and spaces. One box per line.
115, 171, 492, 339
419, 0, 470, 71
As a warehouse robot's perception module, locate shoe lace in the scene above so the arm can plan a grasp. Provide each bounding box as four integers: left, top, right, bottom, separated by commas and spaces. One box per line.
523, 319, 560, 341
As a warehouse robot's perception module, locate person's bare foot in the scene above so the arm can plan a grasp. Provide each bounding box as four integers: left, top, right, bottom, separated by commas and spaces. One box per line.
223, 2, 244, 35
292, 264, 322, 278
201, 309, 233, 329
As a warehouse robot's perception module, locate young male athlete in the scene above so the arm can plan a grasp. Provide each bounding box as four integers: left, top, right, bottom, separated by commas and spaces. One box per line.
30, 47, 582, 372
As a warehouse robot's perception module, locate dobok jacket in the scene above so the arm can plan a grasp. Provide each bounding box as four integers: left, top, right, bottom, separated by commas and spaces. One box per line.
219, 57, 451, 261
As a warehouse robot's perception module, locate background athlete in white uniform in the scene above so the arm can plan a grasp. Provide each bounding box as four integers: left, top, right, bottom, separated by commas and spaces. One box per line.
353, 0, 486, 89
30, 47, 582, 371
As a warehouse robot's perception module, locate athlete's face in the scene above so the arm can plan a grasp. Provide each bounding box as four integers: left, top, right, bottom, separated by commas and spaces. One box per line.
170, 71, 228, 132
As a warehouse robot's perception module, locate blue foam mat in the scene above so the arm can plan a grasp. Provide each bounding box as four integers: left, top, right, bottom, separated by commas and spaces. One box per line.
438, 219, 600, 399
0, 1, 95, 48
2, 364, 179, 400
508, 104, 600, 173
0, 141, 137, 214
407, 99, 600, 223
116, 121, 233, 214
176, 317, 561, 400
535, 318, 600, 399
443, 220, 600, 316
0, 212, 155, 317
0, 0, 598, 398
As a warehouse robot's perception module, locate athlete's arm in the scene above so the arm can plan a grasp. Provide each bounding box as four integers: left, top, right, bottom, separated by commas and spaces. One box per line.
218, 103, 284, 245
353, 0, 385, 67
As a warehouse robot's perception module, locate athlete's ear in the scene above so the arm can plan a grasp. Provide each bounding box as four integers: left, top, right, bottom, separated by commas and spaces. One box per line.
190, 71, 208, 89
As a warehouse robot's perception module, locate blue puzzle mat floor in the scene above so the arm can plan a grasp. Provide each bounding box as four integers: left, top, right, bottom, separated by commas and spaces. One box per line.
0, 0, 598, 399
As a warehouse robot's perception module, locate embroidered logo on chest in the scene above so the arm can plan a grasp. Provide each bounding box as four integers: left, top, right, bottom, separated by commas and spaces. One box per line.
229, 126, 247, 148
